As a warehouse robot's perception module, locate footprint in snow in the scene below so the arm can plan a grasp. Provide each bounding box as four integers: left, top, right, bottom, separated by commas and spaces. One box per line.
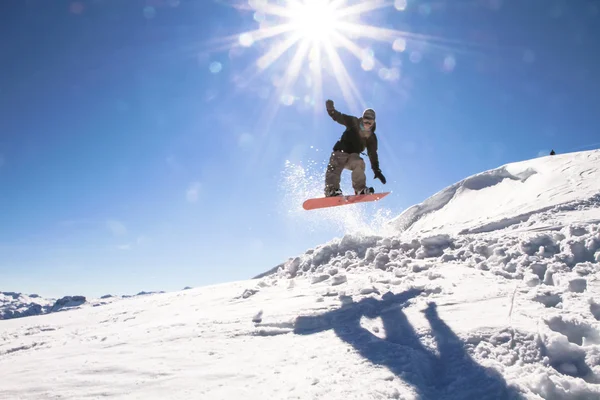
541, 316, 600, 383
531, 290, 562, 308
545, 315, 600, 346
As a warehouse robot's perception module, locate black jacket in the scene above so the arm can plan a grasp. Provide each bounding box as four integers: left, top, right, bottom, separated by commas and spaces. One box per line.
327, 108, 381, 172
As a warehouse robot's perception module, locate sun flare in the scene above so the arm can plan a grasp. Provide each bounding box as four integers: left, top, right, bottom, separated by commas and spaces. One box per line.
216, 0, 429, 118
287, 0, 342, 45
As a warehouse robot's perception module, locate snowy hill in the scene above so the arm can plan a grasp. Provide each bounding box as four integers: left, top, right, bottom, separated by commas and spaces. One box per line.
389, 150, 600, 236
1, 150, 600, 399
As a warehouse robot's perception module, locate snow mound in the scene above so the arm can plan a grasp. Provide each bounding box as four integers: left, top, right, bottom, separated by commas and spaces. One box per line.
263, 222, 600, 292
389, 150, 600, 236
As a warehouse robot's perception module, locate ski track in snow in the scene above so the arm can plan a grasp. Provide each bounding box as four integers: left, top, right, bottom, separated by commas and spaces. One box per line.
1, 150, 600, 399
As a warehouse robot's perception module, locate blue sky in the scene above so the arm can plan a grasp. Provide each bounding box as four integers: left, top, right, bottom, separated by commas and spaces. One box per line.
1, 0, 599, 298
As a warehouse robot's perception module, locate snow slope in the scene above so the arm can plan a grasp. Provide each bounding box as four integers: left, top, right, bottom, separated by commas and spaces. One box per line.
389, 150, 600, 236
1, 150, 600, 399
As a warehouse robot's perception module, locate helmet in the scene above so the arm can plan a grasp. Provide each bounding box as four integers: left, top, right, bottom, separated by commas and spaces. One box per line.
362, 108, 375, 120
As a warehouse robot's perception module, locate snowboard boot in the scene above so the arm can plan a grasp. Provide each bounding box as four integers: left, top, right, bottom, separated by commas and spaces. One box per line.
325, 188, 343, 197
355, 187, 374, 195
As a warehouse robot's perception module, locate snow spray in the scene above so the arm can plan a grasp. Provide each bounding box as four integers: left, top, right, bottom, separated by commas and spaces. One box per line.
279, 156, 395, 236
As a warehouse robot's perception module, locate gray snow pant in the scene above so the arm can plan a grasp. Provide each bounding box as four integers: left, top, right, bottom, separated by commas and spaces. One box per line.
324, 151, 367, 195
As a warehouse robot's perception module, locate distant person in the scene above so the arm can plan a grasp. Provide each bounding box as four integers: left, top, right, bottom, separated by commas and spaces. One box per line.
550, 149, 556, 155
323, 99, 386, 197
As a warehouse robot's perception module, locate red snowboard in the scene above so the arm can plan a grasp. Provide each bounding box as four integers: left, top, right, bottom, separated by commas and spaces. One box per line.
303, 192, 390, 210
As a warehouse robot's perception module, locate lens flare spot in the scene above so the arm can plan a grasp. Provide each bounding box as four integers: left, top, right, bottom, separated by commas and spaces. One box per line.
443, 55, 456, 72
257, 57, 269, 70
254, 11, 266, 22
393, 38, 406, 52
281, 94, 295, 106
239, 33, 254, 47
143, 6, 156, 19
361, 49, 375, 71
394, 0, 407, 11
209, 61, 222, 73
380, 68, 391, 80
378, 67, 400, 81
362, 58, 375, 71
410, 51, 422, 63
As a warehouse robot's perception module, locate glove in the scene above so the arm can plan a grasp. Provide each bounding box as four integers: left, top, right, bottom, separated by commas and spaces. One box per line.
374, 169, 386, 184
326, 99, 334, 113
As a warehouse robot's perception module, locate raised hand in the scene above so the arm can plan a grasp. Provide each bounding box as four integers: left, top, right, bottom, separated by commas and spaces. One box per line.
374, 169, 386, 184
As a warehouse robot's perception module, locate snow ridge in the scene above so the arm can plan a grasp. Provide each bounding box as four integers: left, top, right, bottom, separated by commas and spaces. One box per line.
390, 166, 537, 233
389, 150, 600, 236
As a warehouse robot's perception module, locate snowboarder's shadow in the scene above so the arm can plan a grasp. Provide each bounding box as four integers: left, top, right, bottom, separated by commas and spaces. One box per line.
294, 289, 523, 399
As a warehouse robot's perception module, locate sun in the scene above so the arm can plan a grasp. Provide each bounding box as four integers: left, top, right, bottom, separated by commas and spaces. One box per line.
287, 0, 341, 45
214, 0, 421, 117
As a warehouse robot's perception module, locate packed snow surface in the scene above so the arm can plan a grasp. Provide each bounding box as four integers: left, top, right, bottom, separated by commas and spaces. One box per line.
1, 150, 599, 399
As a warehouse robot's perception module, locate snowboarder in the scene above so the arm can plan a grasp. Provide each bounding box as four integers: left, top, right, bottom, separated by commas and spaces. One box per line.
324, 99, 386, 197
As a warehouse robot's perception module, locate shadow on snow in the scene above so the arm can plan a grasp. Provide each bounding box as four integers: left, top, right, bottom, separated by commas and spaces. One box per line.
294, 289, 523, 399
